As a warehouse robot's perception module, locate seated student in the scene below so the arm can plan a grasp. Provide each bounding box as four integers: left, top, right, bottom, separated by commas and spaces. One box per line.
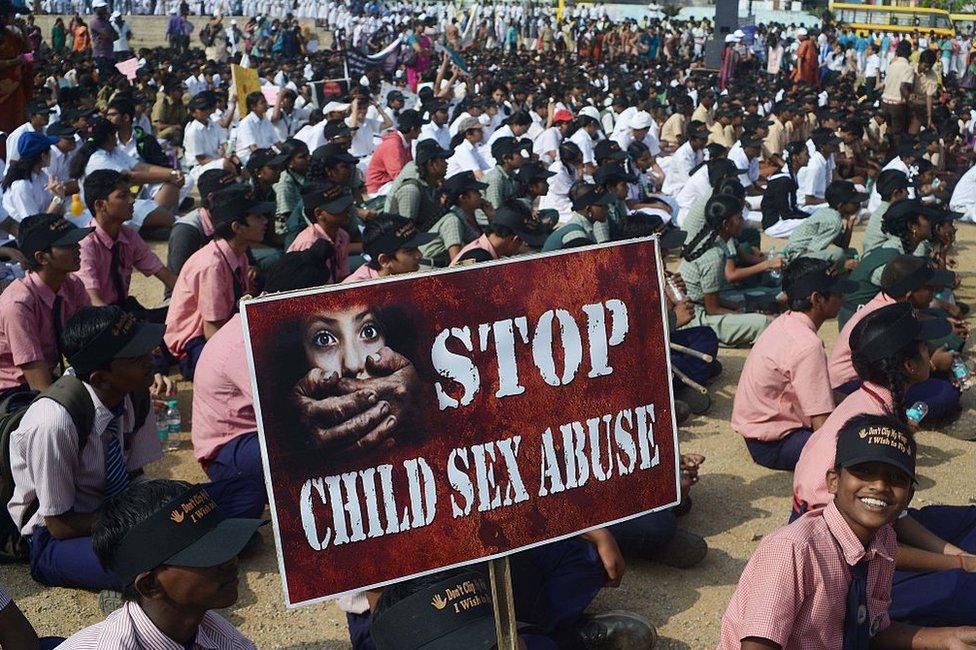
383, 140, 450, 224
484, 136, 526, 210
343, 214, 435, 284
419, 172, 487, 265
0, 582, 64, 649
760, 142, 811, 239
781, 179, 864, 269
165, 185, 274, 380
677, 194, 776, 348
731, 258, 855, 471
7, 306, 164, 591
863, 169, 911, 256
58, 480, 262, 649
840, 199, 948, 329
0, 214, 92, 396
541, 183, 614, 251
77, 170, 176, 320
514, 161, 558, 225
720, 412, 976, 649
828, 255, 961, 420
192, 243, 339, 520
165, 168, 238, 288
288, 182, 354, 280
681, 162, 747, 244
1, 132, 66, 224
450, 201, 548, 266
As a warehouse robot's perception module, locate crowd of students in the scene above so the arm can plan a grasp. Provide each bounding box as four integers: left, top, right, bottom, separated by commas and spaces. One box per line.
1, 0, 976, 647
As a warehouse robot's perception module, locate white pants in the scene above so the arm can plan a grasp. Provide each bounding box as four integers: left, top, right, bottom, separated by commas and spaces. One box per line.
765, 218, 806, 239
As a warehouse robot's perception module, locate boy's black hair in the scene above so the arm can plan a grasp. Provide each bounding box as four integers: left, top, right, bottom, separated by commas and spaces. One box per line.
92, 479, 192, 600
108, 97, 136, 120
264, 239, 336, 290
783, 257, 833, 312
62, 305, 125, 381
83, 169, 127, 216
245, 91, 265, 111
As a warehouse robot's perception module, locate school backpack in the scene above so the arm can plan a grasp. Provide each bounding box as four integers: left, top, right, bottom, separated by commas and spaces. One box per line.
134, 126, 171, 168
0, 376, 150, 563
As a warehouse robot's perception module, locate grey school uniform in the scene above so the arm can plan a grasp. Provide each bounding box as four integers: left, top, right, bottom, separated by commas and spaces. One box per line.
678, 239, 771, 347
419, 206, 482, 265
781, 206, 851, 266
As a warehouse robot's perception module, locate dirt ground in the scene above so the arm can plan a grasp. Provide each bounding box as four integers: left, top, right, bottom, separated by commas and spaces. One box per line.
2, 222, 975, 649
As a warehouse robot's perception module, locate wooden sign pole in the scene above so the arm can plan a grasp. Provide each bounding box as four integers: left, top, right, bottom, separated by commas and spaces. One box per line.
488, 556, 518, 650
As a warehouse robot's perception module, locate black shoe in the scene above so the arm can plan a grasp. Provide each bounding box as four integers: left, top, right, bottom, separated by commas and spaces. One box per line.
674, 399, 691, 425
676, 385, 710, 415
574, 611, 657, 649
653, 528, 708, 569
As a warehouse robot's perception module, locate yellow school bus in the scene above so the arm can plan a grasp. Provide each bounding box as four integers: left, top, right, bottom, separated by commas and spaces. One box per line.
951, 12, 976, 33
829, 2, 955, 36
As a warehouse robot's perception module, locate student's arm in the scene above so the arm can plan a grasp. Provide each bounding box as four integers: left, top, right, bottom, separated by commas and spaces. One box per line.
217, 102, 237, 130
702, 291, 740, 316
130, 162, 183, 185
152, 267, 178, 292
19, 362, 52, 391
85, 287, 109, 307
0, 598, 40, 650
873, 621, 976, 648
44, 511, 99, 539
579, 527, 625, 587
810, 414, 829, 430
203, 319, 227, 340
372, 102, 393, 131
724, 256, 778, 284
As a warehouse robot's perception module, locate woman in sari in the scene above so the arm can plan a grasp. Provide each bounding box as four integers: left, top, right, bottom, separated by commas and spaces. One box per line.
72, 16, 90, 52
792, 29, 819, 86
0, 0, 32, 140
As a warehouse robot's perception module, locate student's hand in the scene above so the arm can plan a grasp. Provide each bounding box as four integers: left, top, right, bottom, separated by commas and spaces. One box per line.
765, 255, 783, 271
150, 373, 177, 401
666, 271, 686, 295
0, 246, 27, 269
674, 299, 694, 328
292, 368, 397, 452
930, 346, 956, 374
337, 347, 422, 444
945, 626, 976, 648
948, 317, 969, 338
844, 258, 859, 271
581, 528, 626, 587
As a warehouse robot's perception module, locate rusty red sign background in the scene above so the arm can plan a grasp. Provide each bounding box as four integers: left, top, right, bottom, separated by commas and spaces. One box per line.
242, 238, 680, 607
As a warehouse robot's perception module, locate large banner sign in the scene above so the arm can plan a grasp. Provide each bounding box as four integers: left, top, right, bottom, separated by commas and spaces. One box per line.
242, 239, 680, 607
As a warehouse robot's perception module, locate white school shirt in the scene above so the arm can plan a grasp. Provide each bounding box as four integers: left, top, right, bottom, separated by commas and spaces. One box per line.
799, 149, 829, 201
45, 143, 78, 183
533, 126, 562, 165
728, 142, 758, 188
6, 122, 38, 163
661, 140, 701, 196
868, 156, 915, 213
949, 164, 976, 220
235, 111, 277, 164
1, 171, 52, 222
184, 118, 223, 168
347, 115, 382, 158
446, 139, 491, 178
569, 128, 596, 165
537, 160, 575, 224
418, 121, 451, 150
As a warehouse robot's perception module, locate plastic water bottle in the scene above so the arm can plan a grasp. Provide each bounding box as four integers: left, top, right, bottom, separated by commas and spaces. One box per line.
155, 403, 169, 448
666, 275, 684, 301
906, 401, 929, 426
164, 400, 182, 451
766, 250, 782, 282
952, 358, 974, 391
70, 194, 84, 216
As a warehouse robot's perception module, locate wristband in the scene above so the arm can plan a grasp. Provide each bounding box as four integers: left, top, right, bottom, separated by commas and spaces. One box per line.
51, 196, 64, 205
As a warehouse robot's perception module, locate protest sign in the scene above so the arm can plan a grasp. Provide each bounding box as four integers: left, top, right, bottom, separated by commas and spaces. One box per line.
261, 85, 280, 107
231, 64, 261, 115
242, 238, 681, 607
310, 78, 352, 108
115, 57, 139, 81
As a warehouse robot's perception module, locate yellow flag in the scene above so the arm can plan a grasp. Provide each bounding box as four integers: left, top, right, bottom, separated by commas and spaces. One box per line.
231, 64, 261, 116
557, 0, 564, 21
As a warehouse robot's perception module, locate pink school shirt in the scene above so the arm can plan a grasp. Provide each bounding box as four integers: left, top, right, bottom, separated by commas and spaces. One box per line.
341, 264, 381, 284
0, 273, 89, 389
78, 219, 164, 305
191, 314, 256, 464
792, 383, 891, 512
449, 234, 499, 266
717, 501, 895, 649
731, 311, 835, 442
287, 223, 351, 280
164, 239, 250, 359
828, 292, 897, 389
365, 130, 412, 194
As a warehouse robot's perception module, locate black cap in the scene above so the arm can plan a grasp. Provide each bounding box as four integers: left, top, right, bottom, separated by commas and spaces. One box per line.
443, 171, 488, 196
46, 121, 77, 138
825, 180, 869, 207
415, 139, 452, 166
811, 128, 841, 147
506, 110, 533, 126
312, 143, 359, 167
109, 483, 265, 585
26, 101, 53, 116
594, 162, 637, 186
492, 204, 548, 247
322, 121, 354, 141
246, 147, 290, 170
852, 302, 951, 362
66, 307, 166, 376
63, 107, 98, 123
571, 185, 615, 212
187, 91, 217, 111
784, 259, 858, 302
210, 184, 276, 227
302, 182, 355, 214
197, 169, 237, 208
372, 571, 525, 649
515, 162, 556, 184
19, 213, 94, 261
920, 203, 963, 225
363, 215, 436, 259
594, 139, 627, 163
880, 254, 955, 296
739, 133, 763, 148
897, 141, 923, 159
882, 199, 924, 233
875, 169, 910, 200
386, 90, 405, 103
490, 136, 525, 160
398, 109, 428, 131
835, 415, 916, 483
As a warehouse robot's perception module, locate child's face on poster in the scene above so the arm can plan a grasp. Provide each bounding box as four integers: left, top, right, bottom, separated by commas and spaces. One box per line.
302, 306, 386, 379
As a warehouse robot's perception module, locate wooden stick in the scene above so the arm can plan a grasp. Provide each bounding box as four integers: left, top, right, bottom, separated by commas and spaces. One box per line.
669, 342, 714, 363
673, 366, 708, 395
489, 557, 518, 650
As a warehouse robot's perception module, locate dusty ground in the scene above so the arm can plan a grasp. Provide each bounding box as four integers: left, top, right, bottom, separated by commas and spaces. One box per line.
2, 222, 975, 649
